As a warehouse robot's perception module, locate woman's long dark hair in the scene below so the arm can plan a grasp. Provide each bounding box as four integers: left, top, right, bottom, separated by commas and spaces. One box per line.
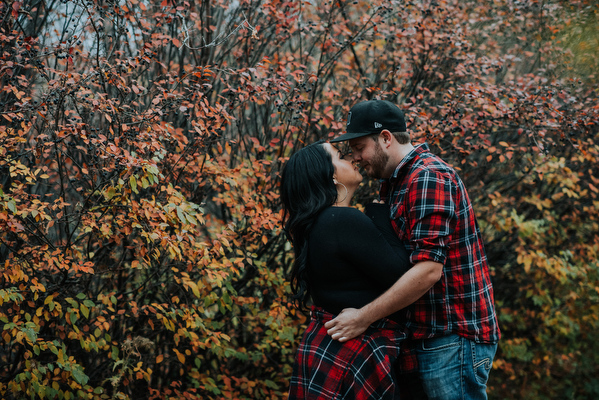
280, 141, 338, 309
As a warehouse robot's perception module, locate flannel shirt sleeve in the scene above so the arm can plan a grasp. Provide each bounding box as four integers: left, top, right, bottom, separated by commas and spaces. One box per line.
406, 169, 457, 266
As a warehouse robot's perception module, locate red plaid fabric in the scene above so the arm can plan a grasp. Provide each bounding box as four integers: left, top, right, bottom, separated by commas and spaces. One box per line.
380, 144, 500, 347
289, 307, 405, 400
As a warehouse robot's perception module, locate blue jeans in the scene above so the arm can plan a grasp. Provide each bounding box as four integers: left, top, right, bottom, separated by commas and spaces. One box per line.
400, 334, 497, 400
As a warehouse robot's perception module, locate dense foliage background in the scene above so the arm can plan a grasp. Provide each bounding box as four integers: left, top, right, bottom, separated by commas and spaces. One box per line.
1, 0, 597, 398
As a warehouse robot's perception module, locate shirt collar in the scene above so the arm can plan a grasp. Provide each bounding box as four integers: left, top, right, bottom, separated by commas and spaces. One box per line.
390, 143, 430, 180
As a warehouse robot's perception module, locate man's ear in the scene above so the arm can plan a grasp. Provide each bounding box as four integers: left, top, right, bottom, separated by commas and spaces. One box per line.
379, 130, 393, 147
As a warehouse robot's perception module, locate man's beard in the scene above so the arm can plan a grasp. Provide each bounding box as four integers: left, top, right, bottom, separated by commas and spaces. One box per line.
367, 140, 389, 179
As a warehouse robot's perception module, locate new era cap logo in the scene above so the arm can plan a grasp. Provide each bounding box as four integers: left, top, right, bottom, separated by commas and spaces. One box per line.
347, 112, 352, 127
374, 122, 382, 128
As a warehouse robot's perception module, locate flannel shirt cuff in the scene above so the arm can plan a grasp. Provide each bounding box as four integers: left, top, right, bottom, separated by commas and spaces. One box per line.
410, 248, 446, 265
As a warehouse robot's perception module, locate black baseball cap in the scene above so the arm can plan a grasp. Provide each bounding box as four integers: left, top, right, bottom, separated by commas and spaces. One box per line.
330, 100, 406, 143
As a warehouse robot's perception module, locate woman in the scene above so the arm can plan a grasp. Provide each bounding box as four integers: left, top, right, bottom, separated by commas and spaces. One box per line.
280, 141, 411, 399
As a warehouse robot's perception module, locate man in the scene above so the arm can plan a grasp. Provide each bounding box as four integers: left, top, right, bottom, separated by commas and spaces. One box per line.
325, 99, 500, 399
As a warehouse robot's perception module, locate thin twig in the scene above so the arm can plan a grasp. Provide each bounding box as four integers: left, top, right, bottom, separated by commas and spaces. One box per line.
178, 12, 258, 50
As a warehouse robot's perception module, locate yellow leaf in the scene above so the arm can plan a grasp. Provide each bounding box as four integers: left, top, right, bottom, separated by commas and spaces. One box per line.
129, 175, 138, 194
188, 281, 200, 298
156, 354, 163, 364
174, 349, 185, 364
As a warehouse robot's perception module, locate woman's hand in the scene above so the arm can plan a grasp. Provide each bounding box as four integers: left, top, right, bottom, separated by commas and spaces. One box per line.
324, 308, 371, 342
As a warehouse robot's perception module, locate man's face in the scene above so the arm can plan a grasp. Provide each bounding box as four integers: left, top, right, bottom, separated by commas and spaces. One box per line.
348, 134, 389, 179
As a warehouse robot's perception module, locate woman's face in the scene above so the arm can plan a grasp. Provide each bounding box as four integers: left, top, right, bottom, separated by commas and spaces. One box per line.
323, 143, 363, 189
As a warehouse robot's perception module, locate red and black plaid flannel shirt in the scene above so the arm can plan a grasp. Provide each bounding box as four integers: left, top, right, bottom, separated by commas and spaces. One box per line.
289, 307, 405, 400
381, 144, 501, 371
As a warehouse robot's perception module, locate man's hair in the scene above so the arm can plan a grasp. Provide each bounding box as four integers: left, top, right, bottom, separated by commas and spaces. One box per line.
369, 131, 410, 145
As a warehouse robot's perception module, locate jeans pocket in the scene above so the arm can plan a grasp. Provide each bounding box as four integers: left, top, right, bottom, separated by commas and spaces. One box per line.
420, 334, 461, 352
416, 335, 463, 400
471, 341, 497, 385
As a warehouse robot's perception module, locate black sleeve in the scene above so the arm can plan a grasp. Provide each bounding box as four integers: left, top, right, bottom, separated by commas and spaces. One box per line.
336, 207, 411, 290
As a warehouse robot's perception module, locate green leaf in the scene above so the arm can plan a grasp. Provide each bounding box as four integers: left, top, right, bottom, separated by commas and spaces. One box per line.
23, 327, 38, 343
70, 364, 89, 385
7, 200, 17, 213
265, 379, 279, 389
83, 300, 95, 308
176, 206, 186, 224
186, 213, 198, 225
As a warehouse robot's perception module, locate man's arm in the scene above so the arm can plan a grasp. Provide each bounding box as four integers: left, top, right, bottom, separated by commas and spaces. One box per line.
324, 260, 443, 342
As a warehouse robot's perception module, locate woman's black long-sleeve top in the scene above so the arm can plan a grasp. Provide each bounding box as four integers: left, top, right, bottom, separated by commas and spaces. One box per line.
306, 204, 410, 320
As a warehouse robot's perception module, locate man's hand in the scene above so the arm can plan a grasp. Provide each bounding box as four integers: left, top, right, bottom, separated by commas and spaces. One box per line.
324, 308, 372, 342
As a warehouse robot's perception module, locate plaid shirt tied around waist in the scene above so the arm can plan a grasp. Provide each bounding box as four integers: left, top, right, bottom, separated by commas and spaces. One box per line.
288, 306, 406, 400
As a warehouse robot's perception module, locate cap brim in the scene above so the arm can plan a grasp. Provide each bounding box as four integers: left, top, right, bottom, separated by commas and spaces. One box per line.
330, 131, 371, 143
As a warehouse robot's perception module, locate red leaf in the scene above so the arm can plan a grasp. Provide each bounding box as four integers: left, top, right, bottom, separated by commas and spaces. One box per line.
12, 2, 22, 18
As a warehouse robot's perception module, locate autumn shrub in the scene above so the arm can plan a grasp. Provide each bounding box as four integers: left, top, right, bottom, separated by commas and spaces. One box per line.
0, 0, 301, 398
1, 0, 598, 399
